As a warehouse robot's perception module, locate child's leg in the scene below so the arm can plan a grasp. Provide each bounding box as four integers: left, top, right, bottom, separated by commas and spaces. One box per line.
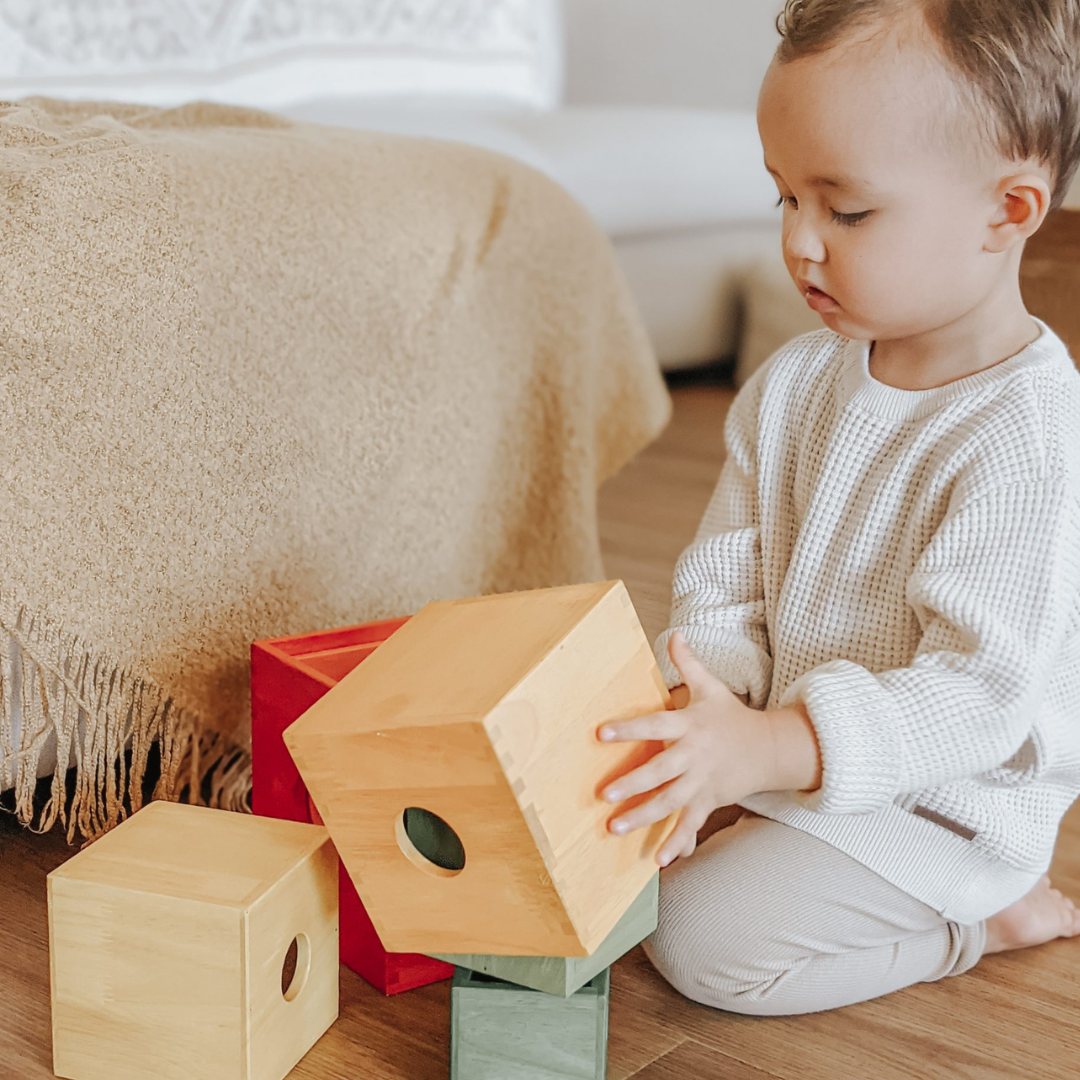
641, 811, 986, 1017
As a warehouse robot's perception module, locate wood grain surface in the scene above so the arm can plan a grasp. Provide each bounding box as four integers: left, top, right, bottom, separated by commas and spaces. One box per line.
282, 580, 675, 959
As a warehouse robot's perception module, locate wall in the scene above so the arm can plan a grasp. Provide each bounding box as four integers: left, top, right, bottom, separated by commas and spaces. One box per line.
563, 0, 782, 111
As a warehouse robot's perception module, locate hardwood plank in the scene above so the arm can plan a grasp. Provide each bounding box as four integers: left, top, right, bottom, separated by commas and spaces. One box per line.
605, 965, 687, 1080
291, 966, 452, 1079
628, 1037, 782, 1080
0, 816, 73, 1080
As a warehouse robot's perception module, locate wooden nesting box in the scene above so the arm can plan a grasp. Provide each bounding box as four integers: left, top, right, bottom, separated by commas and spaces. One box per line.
450, 966, 610, 1080
283, 579, 676, 959
251, 616, 455, 996
48, 801, 339, 1080
431, 872, 659, 997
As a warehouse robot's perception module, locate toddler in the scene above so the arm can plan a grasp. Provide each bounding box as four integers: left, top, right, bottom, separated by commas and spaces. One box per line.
595, 0, 1080, 1015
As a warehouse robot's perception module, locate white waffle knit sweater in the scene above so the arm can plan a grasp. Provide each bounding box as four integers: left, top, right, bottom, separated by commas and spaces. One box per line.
653, 318, 1080, 925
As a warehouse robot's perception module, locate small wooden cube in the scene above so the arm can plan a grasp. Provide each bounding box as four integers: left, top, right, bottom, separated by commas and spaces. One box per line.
450, 966, 610, 1080
284, 579, 676, 959
48, 801, 339, 1080
432, 872, 658, 997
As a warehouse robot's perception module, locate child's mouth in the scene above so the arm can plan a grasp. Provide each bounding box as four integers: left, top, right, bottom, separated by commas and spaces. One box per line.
802, 284, 840, 313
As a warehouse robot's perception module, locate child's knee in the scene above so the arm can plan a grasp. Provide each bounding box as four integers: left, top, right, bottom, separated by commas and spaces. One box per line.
642, 928, 805, 1015
639, 820, 816, 1014
643, 872, 816, 1016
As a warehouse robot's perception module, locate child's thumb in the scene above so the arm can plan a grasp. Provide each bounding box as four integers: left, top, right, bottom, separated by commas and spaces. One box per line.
669, 630, 707, 687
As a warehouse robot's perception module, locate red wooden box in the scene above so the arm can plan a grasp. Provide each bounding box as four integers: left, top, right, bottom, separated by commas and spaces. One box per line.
250, 617, 455, 996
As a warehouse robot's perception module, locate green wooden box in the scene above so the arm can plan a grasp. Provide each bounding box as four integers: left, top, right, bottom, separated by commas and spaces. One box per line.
450, 966, 610, 1080
432, 871, 657, 997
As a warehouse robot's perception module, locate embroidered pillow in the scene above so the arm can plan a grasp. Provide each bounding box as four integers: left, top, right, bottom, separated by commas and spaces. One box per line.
0, 0, 564, 111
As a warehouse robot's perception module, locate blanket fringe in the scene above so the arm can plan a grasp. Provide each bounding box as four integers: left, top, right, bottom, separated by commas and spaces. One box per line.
0, 596, 252, 847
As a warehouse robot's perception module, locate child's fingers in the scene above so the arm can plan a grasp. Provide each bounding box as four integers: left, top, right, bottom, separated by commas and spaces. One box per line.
609, 776, 695, 836
601, 745, 687, 804
656, 826, 693, 867
598, 710, 687, 744
655, 804, 706, 866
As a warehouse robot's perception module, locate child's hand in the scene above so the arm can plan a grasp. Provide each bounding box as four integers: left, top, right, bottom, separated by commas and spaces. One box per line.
597, 631, 768, 867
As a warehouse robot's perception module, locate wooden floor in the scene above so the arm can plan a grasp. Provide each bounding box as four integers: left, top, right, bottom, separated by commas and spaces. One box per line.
3, 381, 1079, 1080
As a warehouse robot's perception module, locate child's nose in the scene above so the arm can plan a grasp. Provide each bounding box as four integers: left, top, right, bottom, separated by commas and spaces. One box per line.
784, 216, 827, 264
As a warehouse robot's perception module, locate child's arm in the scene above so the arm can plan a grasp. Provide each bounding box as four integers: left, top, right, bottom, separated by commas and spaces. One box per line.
768, 477, 1080, 817
654, 362, 773, 710
766, 699, 824, 793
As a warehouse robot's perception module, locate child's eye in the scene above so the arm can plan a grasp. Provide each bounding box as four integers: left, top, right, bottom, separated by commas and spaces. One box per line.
777, 195, 868, 226
831, 209, 872, 227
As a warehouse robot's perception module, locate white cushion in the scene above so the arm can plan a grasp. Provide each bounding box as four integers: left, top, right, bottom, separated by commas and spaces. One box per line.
501, 108, 780, 237
0, 0, 565, 111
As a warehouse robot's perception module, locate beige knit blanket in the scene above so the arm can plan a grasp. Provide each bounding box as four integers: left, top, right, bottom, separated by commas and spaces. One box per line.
0, 97, 671, 844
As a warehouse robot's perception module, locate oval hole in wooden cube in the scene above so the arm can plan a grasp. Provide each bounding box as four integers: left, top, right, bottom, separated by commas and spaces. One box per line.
281, 933, 312, 1001
396, 807, 466, 877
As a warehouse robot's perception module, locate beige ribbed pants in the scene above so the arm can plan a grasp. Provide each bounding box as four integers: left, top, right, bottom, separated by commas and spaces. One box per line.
641, 811, 987, 1016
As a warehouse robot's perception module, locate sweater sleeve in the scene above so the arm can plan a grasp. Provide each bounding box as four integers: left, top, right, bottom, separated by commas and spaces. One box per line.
777, 477, 1080, 815
653, 365, 774, 709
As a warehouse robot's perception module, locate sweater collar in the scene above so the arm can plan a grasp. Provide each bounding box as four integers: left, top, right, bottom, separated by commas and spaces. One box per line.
835, 317, 1070, 422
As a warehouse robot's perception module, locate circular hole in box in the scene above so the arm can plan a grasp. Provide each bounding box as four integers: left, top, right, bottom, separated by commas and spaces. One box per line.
396, 807, 466, 877
281, 933, 311, 1001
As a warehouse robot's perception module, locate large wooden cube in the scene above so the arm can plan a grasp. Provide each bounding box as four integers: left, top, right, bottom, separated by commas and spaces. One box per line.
450, 966, 610, 1080
251, 617, 455, 996
48, 801, 339, 1080
283, 579, 676, 959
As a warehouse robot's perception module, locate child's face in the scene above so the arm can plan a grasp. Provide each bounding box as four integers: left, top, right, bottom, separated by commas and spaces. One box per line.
757, 26, 1015, 342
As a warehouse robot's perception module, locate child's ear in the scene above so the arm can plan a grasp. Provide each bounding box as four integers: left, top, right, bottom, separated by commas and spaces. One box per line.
985, 167, 1053, 252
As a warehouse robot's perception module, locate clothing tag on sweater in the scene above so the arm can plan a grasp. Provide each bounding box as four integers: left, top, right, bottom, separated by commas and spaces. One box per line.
912, 804, 977, 841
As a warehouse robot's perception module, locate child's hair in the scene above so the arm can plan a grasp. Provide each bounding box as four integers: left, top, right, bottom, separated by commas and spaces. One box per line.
775, 0, 1080, 209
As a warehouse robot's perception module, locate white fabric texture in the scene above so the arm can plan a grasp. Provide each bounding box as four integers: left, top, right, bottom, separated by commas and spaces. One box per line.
653, 319, 1080, 925
0, 0, 564, 110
